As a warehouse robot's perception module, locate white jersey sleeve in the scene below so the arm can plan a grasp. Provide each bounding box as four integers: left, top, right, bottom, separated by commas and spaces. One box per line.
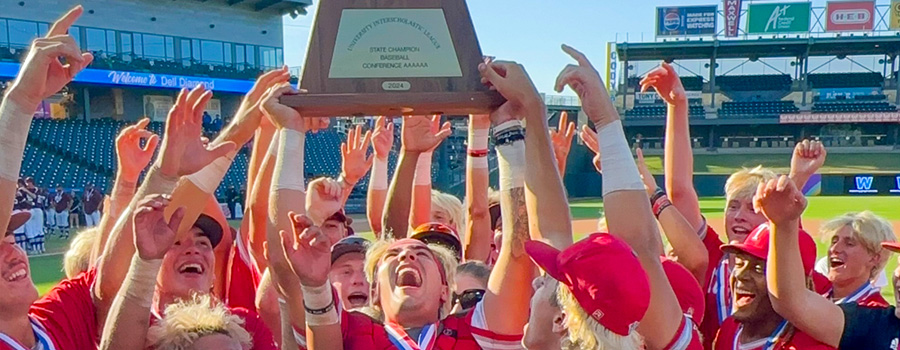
468, 300, 525, 350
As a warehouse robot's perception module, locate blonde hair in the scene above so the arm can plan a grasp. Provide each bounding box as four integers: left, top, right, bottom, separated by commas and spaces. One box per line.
432, 190, 464, 233
63, 227, 98, 279
555, 282, 644, 350
148, 294, 252, 350
364, 238, 459, 320
725, 166, 777, 202
821, 211, 896, 279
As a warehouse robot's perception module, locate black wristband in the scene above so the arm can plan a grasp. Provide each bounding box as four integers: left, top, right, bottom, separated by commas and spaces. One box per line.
649, 187, 667, 205
304, 298, 336, 315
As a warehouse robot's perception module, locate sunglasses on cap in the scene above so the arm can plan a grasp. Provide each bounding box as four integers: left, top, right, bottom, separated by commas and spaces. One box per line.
452, 289, 485, 310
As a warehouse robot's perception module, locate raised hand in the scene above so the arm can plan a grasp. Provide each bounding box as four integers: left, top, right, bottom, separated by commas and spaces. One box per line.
279, 213, 332, 287
790, 140, 827, 180
550, 111, 576, 175
260, 83, 330, 132
639, 62, 686, 105
6, 6, 94, 109
115, 118, 159, 181
579, 125, 602, 173
132, 194, 185, 260
156, 86, 236, 178
224, 67, 291, 145
554, 44, 617, 128
635, 148, 659, 196
371, 116, 395, 161
478, 59, 543, 121
401, 115, 451, 153
341, 124, 374, 186
305, 177, 344, 225
754, 175, 808, 226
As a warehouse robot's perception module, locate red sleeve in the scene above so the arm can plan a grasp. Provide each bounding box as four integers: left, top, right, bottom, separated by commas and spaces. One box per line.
230, 307, 277, 350
661, 316, 703, 350
29, 269, 99, 350
701, 224, 725, 291
712, 317, 737, 350
224, 243, 259, 311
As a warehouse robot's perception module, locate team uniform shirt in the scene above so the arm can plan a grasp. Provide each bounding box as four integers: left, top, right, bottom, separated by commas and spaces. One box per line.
337, 300, 524, 350
10, 270, 101, 350
51, 193, 71, 213
714, 317, 836, 350
82, 189, 102, 215
838, 303, 900, 349
662, 316, 703, 350
223, 229, 262, 311
700, 221, 729, 350
151, 304, 276, 350
825, 283, 888, 308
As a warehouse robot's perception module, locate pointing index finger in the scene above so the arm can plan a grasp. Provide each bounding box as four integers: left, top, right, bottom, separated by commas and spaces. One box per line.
561, 44, 591, 68
47, 6, 83, 37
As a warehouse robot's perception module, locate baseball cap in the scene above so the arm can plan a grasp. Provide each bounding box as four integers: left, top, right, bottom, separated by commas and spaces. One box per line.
325, 209, 354, 236
192, 214, 223, 248
525, 233, 650, 336
882, 242, 900, 253
331, 236, 369, 264
411, 222, 461, 259
720, 224, 818, 275
660, 257, 705, 322
6, 211, 30, 237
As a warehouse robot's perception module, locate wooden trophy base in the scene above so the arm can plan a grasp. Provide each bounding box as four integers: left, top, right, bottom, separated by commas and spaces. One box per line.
280, 90, 504, 117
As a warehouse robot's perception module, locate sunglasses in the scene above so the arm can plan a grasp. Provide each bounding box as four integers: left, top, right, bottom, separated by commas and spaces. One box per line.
452, 289, 485, 310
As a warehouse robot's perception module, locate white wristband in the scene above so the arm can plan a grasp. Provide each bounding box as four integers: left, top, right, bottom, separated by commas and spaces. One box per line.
496, 142, 525, 190
0, 98, 32, 181
266, 132, 280, 157
596, 120, 644, 196
272, 128, 306, 191
186, 151, 236, 194
469, 128, 489, 150
123, 255, 163, 308
371, 157, 389, 190
415, 152, 432, 186
494, 120, 523, 134
467, 156, 489, 169
301, 281, 339, 326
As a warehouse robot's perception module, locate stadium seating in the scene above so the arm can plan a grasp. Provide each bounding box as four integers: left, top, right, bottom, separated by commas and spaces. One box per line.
719, 100, 799, 118
627, 75, 703, 91
625, 104, 706, 119
716, 75, 792, 91
812, 101, 898, 113
808, 72, 883, 88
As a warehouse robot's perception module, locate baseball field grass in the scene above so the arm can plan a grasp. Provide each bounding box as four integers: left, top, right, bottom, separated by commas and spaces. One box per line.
639, 152, 900, 174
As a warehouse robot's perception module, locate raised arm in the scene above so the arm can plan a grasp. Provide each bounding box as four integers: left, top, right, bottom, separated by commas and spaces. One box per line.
94, 86, 234, 321
558, 45, 682, 349
92, 119, 159, 264
463, 114, 493, 262
636, 148, 708, 281
338, 124, 373, 206
476, 59, 546, 334
0, 6, 91, 232
366, 116, 394, 235
244, 67, 290, 189
409, 117, 445, 228
549, 111, 576, 177
646, 63, 703, 231
788, 140, 826, 191
382, 115, 450, 238
246, 132, 278, 271
759, 175, 844, 347
99, 195, 184, 350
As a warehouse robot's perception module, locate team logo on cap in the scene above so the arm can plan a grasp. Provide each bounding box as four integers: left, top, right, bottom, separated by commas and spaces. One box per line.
591, 310, 604, 321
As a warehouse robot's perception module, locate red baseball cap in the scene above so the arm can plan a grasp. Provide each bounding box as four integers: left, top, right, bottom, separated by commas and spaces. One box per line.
882, 242, 900, 253
720, 224, 818, 275
411, 222, 462, 259
525, 233, 650, 336
660, 257, 705, 323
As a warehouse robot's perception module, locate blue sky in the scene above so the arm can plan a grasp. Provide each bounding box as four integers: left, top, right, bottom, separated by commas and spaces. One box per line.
282, 0, 884, 96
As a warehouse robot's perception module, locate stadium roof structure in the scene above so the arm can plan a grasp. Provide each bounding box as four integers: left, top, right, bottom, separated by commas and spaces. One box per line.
215, 0, 311, 13
617, 36, 900, 62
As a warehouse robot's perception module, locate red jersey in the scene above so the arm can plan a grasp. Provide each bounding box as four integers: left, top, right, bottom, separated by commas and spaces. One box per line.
224, 230, 262, 311
51, 192, 71, 212
713, 317, 835, 350
662, 316, 703, 350
700, 222, 729, 350
824, 283, 889, 308
27, 269, 99, 350
339, 301, 523, 350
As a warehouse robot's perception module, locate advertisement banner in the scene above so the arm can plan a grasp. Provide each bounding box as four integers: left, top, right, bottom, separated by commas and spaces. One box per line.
656, 5, 718, 36
891, 0, 900, 29
724, 0, 743, 37
635, 91, 702, 103
844, 175, 900, 195
747, 2, 811, 33
813, 87, 881, 100
826, 1, 874, 31
606, 42, 617, 102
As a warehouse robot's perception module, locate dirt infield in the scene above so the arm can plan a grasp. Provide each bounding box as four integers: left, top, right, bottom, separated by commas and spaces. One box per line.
571, 218, 900, 241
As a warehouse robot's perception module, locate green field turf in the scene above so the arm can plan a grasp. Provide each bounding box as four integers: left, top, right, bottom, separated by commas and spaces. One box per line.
639, 153, 900, 174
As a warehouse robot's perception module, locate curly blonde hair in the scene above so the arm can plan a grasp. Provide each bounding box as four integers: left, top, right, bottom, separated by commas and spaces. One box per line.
147, 295, 252, 350
554, 281, 644, 350
63, 227, 98, 278
821, 211, 896, 279
363, 238, 458, 320
725, 166, 777, 202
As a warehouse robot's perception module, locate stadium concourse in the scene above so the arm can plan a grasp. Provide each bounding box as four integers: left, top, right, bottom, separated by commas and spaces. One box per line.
5, 1, 900, 350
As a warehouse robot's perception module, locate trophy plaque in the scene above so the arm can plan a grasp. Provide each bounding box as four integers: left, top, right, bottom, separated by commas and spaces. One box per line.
280, 0, 504, 117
